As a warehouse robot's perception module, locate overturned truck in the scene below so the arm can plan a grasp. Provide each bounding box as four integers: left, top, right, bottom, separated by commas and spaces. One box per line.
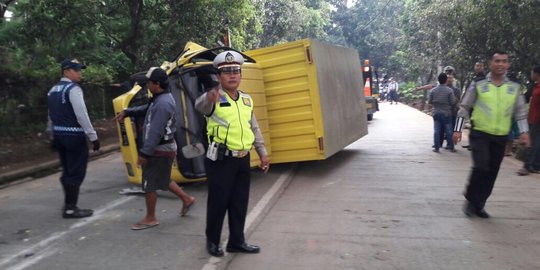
113, 39, 368, 184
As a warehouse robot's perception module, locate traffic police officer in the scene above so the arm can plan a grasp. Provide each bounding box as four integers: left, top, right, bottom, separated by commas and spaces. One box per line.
453, 51, 530, 218
47, 58, 100, 218
195, 50, 270, 257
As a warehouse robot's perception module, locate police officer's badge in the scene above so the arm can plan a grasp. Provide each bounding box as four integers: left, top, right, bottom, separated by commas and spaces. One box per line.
225, 52, 235, 63
242, 97, 251, 107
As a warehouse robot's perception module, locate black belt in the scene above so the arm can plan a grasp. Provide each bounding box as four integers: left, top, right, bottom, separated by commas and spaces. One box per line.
224, 149, 249, 158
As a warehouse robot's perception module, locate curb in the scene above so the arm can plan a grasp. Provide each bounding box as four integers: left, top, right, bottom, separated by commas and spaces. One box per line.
0, 144, 120, 188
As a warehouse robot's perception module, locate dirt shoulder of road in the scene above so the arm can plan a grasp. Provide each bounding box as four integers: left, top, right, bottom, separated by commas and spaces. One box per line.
0, 118, 120, 185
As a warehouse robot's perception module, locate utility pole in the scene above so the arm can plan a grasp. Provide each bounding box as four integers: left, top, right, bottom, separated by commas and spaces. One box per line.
223, 19, 231, 48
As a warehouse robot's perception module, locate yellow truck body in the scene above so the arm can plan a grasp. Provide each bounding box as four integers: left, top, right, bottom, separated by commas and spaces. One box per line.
245, 39, 368, 163
113, 39, 367, 184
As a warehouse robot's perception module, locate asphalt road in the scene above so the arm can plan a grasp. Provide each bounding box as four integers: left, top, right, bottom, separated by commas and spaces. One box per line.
1, 102, 540, 270
0, 149, 295, 270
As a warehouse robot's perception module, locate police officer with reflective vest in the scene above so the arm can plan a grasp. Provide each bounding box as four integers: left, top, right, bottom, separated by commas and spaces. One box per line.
47, 58, 100, 218
453, 51, 530, 218
195, 51, 270, 257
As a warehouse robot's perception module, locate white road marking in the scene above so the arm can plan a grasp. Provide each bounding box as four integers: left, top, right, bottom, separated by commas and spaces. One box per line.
1, 196, 135, 270
201, 166, 297, 270
6, 248, 59, 270
2, 166, 296, 270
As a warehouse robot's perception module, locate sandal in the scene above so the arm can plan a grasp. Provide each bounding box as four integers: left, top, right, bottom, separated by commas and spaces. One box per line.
131, 222, 159, 230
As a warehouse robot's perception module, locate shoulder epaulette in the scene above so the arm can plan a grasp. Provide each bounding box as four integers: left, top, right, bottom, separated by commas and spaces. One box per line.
238, 91, 251, 98
475, 79, 489, 93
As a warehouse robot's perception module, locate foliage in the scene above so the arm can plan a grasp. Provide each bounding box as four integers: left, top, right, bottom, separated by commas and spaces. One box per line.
254, 0, 332, 47
397, 81, 424, 104
0, 0, 261, 137
2, 0, 540, 136
330, 0, 404, 73
399, 0, 540, 89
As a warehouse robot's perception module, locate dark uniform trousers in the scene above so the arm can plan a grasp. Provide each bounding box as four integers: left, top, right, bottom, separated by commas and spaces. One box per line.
205, 153, 251, 246
465, 130, 507, 208
55, 135, 89, 206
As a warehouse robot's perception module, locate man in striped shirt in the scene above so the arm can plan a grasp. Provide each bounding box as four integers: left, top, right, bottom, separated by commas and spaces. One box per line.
429, 73, 456, 152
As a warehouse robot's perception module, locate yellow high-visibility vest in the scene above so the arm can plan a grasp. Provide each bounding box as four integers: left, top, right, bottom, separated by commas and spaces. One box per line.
471, 79, 520, 135
206, 91, 255, 150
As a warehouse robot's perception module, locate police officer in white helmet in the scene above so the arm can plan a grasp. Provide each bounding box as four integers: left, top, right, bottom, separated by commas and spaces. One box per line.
195, 50, 270, 257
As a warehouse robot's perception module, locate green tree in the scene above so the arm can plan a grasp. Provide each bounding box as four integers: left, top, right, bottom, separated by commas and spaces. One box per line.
330, 0, 404, 75
399, 0, 540, 87
254, 0, 331, 47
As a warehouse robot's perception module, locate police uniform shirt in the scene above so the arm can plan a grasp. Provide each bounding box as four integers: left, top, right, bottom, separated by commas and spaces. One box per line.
47, 77, 98, 141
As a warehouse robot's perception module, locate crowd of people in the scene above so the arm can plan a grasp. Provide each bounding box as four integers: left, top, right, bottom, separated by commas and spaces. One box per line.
48, 51, 269, 257
374, 51, 536, 220
46, 50, 539, 258
378, 76, 399, 104
411, 51, 539, 218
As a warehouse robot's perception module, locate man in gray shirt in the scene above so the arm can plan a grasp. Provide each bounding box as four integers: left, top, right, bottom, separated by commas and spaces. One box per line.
116, 67, 195, 230
429, 73, 456, 152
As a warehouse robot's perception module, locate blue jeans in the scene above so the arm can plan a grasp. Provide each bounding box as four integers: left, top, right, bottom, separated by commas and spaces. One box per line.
433, 112, 454, 149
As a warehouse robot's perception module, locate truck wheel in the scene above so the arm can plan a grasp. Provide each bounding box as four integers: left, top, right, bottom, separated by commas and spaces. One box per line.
367, 114, 373, 121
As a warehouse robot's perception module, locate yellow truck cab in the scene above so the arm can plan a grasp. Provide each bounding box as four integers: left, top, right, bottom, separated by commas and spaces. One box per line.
113, 39, 367, 184
113, 42, 271, 184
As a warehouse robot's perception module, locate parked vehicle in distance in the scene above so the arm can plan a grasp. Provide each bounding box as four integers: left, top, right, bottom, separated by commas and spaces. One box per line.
362, 59, 379, 121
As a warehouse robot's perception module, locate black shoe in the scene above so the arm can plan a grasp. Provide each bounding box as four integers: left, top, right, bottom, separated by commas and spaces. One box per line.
463, 201, 476, 217
62, 206, 93, 219
207, 241, 224, 257
433, 148, 439, 153
226, 243, 260, 254
476, 208, 490, 218
462, 145, 470, 149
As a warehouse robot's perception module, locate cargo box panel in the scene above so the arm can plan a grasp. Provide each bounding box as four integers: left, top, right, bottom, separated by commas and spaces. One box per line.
246, 39, 367, 163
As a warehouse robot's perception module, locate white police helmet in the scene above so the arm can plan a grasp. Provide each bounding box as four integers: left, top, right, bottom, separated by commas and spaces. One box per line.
443, 66, 455, 73
213, 51, 244, 70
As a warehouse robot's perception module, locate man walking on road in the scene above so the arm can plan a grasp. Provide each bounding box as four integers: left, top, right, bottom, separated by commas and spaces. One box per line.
453, 51, 530, 218
47, 58, 99, 219
115, 67, 195, 230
